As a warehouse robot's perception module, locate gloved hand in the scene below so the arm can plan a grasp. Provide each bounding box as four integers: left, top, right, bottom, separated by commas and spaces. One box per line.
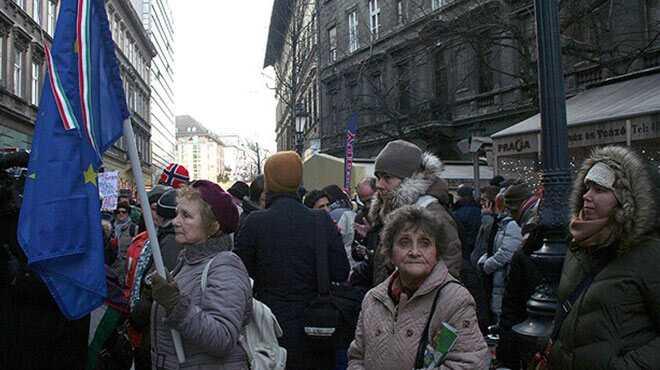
151, 274, 180, 313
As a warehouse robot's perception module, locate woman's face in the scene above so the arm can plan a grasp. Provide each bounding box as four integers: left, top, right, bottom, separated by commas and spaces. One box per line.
391, 227, 438, 283
173, 198, 210, 245
582, 181, 618, 221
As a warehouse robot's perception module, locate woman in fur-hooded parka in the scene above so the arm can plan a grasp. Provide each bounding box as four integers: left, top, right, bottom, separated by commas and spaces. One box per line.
549, 146, 660, 370
368, 152, 462, 285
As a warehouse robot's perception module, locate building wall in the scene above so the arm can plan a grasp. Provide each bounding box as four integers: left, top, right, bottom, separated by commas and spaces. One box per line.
105, 0, 156, 188
175, 115, 225, 183
266, 0, 320, 153
314, 0, 660, 159
0, 0, 157, 190
140, 0, 176, 178
0, 0, 56, 150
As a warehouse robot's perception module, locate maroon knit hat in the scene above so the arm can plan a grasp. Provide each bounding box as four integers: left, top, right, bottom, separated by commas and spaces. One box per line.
191, 180, 239, 234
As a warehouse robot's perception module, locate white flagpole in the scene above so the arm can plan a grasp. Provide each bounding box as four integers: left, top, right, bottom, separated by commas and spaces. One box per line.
122, 118, 186, 363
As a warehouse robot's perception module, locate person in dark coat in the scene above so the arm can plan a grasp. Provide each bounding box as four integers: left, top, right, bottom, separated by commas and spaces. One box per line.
549, 146, 660, 369
452, 184, 490, 335
235, 151, 350, 370
239, 175, 264, 228
496, 195, 543, 369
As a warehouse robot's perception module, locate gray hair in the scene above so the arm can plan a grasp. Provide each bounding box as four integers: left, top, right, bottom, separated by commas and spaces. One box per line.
380, 205, 445, 258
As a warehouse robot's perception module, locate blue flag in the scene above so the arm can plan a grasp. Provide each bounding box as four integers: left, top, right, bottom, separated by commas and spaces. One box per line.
18, 0, 129, 320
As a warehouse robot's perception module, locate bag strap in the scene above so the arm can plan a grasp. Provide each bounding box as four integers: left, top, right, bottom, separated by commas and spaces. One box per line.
550, 271, 596, 341
313, 211, 331, 296
414, 280, 461, 369
200, 255, 218, 292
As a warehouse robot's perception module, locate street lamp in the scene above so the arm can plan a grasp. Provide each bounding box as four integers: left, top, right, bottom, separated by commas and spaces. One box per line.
512, 0, 571, 361
294, 102, 308, 157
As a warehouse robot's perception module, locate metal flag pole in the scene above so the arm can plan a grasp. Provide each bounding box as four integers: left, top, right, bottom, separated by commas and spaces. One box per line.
122, 118, 186, 363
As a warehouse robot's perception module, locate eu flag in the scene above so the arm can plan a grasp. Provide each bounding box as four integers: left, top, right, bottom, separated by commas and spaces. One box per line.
18, 0, 129, 319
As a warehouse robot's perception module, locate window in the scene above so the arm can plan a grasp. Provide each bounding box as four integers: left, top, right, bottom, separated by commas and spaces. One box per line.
397, 0, 405, 25
31, 62, 40, 105
328, 26, 337, 62
32, 0, 41, 25
0, 37, 4, 84
432, 0, 448, 11
433, 52, 447, 101
397, 63, 411, 112
369, 0, 380, 39
14, 0, 25, 9
348, 10, 359, 52
478, 43, 494, 93
47, 0, 56, 35
14, 49, 23, 98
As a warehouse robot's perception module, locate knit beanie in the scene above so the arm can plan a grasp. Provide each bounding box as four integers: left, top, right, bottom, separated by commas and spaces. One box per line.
191, 180, 239, 234
375, 140, 423, 179
159, 163, 190, 189
148, 184, 171, 204
264, 151, 303, 194
157, 188, 177, 220
228, 181, 250, 200
503, 183, 532, 212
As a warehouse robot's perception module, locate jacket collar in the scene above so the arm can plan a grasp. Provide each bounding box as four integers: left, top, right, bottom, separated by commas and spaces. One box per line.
181, 234, 233, 265
369, 152, 447, 225
371, 259, 450, 312
266, 192, 300, 208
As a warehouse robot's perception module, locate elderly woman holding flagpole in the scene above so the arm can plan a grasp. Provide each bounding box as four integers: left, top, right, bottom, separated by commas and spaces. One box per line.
149, 180, 252, 369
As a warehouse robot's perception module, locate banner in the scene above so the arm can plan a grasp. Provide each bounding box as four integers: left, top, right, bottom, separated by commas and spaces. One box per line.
99, 171, 119, 210
343, 112, 358, 193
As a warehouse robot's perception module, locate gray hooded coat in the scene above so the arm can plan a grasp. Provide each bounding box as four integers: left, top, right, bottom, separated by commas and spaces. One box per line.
151, 235, 252, 370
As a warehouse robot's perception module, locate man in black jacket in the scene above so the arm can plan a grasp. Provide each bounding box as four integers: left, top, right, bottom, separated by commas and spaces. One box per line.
235, 151, 350, 370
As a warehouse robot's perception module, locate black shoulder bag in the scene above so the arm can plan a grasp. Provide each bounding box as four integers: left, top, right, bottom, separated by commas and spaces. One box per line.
303, 211, 365, 349
413, 280, 461, 369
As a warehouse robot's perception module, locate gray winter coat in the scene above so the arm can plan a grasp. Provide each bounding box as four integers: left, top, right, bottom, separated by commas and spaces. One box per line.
151, 235, 252, 370
478, 216, 522, 318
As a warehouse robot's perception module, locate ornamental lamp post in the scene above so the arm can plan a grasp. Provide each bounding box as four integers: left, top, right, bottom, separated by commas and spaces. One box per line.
294, 102, 307, 157
512, 0, 571, 361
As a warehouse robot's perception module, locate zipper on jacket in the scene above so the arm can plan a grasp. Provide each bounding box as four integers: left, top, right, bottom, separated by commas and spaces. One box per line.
392, 305, 399, 334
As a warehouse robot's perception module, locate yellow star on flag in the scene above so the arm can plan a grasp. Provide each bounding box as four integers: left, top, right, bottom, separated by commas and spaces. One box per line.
84, 164, 97, 187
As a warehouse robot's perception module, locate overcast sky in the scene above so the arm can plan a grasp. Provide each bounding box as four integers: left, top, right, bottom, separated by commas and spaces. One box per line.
174, 1, 277, 151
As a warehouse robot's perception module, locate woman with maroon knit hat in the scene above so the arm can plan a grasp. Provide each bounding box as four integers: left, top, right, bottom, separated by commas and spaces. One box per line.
150, 180, 252, 370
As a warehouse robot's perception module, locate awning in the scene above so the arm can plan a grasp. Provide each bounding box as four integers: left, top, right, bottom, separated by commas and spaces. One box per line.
491, 70, 660, 156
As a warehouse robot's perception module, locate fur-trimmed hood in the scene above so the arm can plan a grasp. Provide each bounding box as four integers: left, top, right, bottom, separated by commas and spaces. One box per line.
369, 152, 449, 225
570, 146, 659, 254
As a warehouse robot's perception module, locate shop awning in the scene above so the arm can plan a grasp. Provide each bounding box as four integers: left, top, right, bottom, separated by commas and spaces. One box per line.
492, 71, 660, 139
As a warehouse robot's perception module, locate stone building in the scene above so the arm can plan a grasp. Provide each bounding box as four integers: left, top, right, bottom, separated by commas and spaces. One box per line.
175, 115, 225, 183
134, 0, 176, 180
314, 0, 660, 159
264, 0, 320, 154
0, 0, 156, 189
0, 0, 58, 150
105, 0, 156, 188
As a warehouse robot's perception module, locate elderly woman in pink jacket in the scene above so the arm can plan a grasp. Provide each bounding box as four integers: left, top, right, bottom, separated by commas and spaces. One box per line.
348, 205, 489, 370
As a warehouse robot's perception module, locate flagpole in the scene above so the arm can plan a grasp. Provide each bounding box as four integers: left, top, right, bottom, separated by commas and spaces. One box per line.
122, 118, 186, 363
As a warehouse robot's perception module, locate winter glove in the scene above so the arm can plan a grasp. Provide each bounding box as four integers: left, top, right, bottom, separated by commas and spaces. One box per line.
151, 274, 180, 313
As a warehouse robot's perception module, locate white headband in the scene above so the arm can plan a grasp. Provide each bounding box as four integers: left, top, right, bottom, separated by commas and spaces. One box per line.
584, 162, 616, 191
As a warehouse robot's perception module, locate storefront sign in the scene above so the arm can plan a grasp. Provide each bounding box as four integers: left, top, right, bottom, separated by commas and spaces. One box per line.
495, 116, 660, 157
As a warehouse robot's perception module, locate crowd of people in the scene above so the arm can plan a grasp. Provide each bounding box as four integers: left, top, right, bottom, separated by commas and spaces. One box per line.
2, 142, 660, 370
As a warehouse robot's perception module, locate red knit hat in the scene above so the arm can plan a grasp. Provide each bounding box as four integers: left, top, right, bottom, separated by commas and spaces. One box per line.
191, 180, 239, 234
159, 163, 190, 188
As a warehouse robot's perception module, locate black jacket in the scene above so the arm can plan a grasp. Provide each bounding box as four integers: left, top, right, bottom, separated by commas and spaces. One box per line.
499, 249, 542, 331
235, 193, 350, 368
452, 199, 483, 258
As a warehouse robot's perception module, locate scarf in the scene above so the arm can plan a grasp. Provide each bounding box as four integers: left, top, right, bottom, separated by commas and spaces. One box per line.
129, 240, 153, 310
569, 210, 617, 252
